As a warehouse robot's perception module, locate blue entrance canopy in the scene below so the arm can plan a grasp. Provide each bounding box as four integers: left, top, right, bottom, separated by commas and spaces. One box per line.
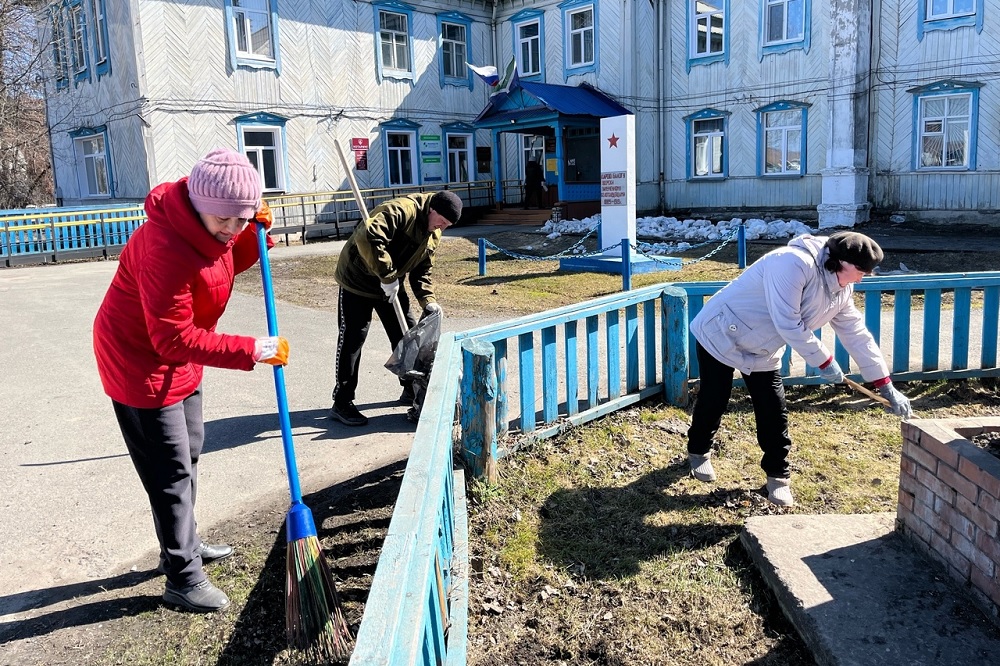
474, 81, 632, 128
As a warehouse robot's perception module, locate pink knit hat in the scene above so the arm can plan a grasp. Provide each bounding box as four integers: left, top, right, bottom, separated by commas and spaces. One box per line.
187, 148, 262, 219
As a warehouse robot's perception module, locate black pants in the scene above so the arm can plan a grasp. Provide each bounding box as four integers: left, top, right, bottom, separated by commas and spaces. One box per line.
113, 388, 206, 588
687, 342, 793, 478
523, 183, 545, 208
333, 283, 417, 406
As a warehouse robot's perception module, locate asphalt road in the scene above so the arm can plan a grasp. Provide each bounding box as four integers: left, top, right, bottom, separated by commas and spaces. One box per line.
0, 235, 498, 626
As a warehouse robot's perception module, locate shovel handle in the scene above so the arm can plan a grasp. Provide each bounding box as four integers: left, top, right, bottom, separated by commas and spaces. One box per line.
392, 293, 409, 333
844, 377, 892, 407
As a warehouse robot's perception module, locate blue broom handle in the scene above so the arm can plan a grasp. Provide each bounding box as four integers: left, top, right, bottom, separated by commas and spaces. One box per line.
255, 223, 304, 505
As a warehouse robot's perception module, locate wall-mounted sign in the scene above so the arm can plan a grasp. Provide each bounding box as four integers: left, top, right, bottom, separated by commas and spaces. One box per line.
351, 138, 369, 170
420, 134, 443, 182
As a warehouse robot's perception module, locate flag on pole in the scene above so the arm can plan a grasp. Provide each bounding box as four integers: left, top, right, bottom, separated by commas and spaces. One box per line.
494, 58, 517, 94
467, 63, 500, 87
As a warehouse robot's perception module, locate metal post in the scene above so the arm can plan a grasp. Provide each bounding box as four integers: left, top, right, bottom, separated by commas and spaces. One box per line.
478, 237, 487, 276
621, 238, 632, 292
738, 222, 747, 269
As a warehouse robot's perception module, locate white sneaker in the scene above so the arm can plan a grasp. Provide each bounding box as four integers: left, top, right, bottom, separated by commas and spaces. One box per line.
766, 477, 795, 507
689, 453, 717, 482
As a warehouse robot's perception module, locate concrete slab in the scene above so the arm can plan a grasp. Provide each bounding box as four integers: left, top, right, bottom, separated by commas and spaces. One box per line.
741, 513, 1000, 666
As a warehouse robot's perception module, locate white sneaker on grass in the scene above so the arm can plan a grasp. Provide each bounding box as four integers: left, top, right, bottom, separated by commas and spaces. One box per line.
766, 477, 795, 507
688, 453, 717, 482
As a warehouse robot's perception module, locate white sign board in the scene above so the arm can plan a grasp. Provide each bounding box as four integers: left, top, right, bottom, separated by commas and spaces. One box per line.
599, 115, 636, 255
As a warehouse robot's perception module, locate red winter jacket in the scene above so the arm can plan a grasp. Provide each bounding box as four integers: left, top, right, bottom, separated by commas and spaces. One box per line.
93, 178, 272, 408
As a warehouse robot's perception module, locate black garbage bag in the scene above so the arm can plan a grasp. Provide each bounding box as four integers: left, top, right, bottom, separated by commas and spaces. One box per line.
385, 310, 442, 421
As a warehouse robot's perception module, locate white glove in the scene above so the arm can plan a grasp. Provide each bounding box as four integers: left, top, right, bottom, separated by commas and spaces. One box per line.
380, 280, 399, 301
420, 302, 441, 322
818, 358, 845, 384
879, 383, 913, 419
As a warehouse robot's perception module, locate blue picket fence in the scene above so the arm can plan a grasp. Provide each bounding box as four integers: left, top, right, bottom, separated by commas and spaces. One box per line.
0, 205, 146, 265
354, 270, 1000, 665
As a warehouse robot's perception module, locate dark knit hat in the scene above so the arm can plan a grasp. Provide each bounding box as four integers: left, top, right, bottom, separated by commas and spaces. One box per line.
826, 231, 884, 273
429, 190, 463, 224
188, 148, 262, 219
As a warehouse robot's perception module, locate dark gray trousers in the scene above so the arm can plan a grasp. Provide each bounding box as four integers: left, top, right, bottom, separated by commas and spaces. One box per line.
687, 342, 794, 478
113, 388, 206, 588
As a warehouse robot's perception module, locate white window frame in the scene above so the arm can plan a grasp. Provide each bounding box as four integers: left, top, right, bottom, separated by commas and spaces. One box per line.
73, 133, 110, 198
917, 92, 972, 170
386, 131, 417, 186
232, 0, 274, 61
51, 8, 69, 87
441, 21, 466, 79
521, 135, 545, 178
379, 10, 411, 73
69, 4, 86, 75
927, 0, 976, 20
763, 0, 804, 46
241, 126, 285, 191
762, 108, 803, 175
517, 20, 541, 76
446, 133, 473, 183
691, 0, 725, 57
568, 7, 594, 67
691, 116, 726, 179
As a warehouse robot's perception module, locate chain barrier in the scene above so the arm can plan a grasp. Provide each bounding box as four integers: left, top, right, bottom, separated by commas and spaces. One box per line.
481, 224, 741, 268
631, 226, 742, 266
480, 227, 612, 261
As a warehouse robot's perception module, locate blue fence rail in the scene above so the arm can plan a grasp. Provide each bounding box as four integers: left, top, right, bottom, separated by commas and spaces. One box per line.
0, 181, 496, 267
354, 270, 1000, 665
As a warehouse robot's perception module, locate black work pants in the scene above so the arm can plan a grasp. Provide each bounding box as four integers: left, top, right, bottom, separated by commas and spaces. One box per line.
333, 283, 417, 406
687, 342, 793, 478
113, 388, 206, 588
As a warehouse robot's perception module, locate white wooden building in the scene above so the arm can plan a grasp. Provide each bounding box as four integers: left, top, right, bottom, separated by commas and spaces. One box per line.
38, 0, 1000, 226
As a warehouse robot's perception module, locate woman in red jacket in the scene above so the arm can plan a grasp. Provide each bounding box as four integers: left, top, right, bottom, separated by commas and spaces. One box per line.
93, 148, 288, 612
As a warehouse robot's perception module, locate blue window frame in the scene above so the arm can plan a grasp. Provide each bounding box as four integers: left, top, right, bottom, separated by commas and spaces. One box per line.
89, 0, 110, 78
686, 0, 729, 72
67, 0, 90, 85
235, 112, 288, 192
69, 126, 112, 197
437, 12, 472, 90
224, 0, 281, 72
380, 119, 421, 186
560, 0, 598, 77
684, 108, 730, 180
918, 0, 983, 40
511, 9, 545, 80
374, 1, 415, 82
909, 80, 981, 171
441, 122, 476, 182
755, 101, 809, 177
759, 0, 810, 59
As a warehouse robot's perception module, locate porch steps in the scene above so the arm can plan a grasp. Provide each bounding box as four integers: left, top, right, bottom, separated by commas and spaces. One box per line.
473, 207, 553, 227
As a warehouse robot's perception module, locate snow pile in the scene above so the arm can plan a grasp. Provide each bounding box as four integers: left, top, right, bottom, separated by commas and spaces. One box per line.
539, 213, 815, 256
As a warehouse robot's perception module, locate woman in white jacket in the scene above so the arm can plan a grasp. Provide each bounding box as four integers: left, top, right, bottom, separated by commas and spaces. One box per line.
687, 231, 912, 506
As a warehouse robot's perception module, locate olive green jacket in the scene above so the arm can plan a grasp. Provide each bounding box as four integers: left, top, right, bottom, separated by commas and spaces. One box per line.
334, 193, 442, 307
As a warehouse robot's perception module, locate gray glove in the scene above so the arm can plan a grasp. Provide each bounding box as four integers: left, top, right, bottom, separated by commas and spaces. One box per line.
818, 358, 845, 384
879, 383, 913, 419
380, 280, 399, 301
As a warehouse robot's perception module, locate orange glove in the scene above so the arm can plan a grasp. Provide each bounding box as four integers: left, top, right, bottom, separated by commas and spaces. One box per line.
254, 336, 289, 366
254, 201, 273, 230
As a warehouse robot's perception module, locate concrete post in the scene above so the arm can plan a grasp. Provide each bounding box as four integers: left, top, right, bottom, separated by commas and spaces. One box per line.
818, 0, 873, 229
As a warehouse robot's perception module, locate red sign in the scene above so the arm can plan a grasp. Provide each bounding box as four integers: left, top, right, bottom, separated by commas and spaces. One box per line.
351, 138, 369, 171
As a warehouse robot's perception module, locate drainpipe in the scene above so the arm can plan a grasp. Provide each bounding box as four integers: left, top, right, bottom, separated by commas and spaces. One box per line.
656, 0, 667, 214
491, 1, 501, 206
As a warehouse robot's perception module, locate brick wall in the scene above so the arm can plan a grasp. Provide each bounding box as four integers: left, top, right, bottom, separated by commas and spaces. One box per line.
896, 417, 1000, 628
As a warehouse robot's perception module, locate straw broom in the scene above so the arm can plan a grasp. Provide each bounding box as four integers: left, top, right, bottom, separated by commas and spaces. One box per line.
254, 212, 353, 660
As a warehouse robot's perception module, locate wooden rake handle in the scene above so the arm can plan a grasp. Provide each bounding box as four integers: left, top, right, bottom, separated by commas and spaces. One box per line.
843, 377, 892, 407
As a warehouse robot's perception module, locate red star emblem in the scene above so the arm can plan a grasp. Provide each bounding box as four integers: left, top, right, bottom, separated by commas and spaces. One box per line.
607, 134, 620, 148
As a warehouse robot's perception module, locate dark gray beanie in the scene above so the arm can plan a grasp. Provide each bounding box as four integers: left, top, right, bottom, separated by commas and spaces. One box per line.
429, 190, 463, 224
826, 231, 883, 273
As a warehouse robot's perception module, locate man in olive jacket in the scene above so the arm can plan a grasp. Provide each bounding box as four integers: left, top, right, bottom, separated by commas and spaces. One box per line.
331, 190, 462, 426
